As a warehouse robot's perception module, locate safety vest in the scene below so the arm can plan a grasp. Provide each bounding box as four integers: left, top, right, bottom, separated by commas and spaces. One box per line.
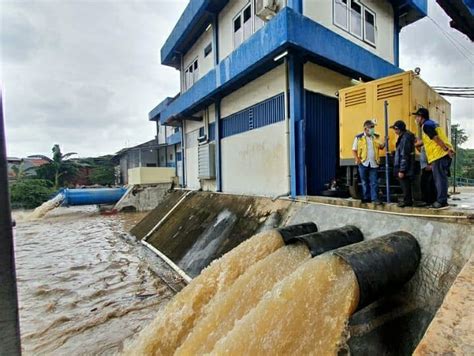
355, 133, 382, 165
422, 119, 453, 164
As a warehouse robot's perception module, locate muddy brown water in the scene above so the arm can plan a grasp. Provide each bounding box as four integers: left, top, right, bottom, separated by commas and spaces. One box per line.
13, 206, 174, 355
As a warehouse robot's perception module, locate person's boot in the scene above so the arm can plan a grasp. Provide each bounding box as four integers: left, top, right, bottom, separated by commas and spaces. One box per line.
431, 201, 449, 210
397, 201, 413, 208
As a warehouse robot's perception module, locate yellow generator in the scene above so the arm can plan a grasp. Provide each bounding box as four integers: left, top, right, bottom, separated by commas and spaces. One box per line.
338, 71, 451, 198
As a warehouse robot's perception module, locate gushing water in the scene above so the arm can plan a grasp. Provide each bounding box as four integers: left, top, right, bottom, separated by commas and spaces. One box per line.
29, 193, 64, 219
210, 254, 359, 355
123, 229, 285, 355
176, 244, 311, 355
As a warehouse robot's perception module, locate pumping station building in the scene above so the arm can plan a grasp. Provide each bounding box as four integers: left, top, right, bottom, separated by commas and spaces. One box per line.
149, 0, 428, 197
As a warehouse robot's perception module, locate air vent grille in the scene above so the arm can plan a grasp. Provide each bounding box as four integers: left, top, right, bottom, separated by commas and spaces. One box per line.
344, 88, 367, 107
377, 79, 403, 100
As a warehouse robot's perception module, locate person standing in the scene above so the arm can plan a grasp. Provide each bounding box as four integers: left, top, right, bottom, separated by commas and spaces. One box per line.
391, 120, 416, 207
413, 108, 454, 209
419, 147, 437, 206
352, 120, 385, 205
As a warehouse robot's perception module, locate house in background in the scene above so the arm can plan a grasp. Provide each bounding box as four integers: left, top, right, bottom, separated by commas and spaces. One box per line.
114, 120, 182, 185
7, 156, 50, 182
149, 0, 427, 197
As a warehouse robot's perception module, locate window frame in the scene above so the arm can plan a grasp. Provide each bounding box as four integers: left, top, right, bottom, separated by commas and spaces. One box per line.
363, 6, 376, 47
183, 57, 199, 91
233, 2, 253, 50
333, 0, 349, 31
204, 42, 212, 57
333, 0, 377, 48
349, 0, 363, 40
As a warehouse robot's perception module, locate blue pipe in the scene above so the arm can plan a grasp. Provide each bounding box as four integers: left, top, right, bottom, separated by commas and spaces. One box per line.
60, 187, 127, 206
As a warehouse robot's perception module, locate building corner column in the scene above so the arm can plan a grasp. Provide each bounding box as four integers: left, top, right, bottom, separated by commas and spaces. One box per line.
215, 99, 222, 192
288, 54, 306, 198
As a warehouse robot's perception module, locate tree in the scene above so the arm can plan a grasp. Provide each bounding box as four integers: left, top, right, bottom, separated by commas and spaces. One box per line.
11, 161, 35, 181
89, 166, 115, 186
10, 179, 55, 209
451, 124, 468, 147
35, 144, 79, 188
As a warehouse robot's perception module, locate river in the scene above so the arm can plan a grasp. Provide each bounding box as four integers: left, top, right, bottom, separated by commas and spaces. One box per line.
13, 206, 175, 355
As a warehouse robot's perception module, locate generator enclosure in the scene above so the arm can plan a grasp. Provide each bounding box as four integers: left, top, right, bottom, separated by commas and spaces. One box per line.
338, 71, 451, 166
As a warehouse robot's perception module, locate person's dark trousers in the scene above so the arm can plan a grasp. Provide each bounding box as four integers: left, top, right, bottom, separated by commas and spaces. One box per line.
421, 169, 437, 204
358, 164, 379, 202
431, 155, 452, 205
398, 177, 413, 204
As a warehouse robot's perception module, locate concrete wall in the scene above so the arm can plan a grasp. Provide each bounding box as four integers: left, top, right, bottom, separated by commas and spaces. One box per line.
221, 121, 288, 196
218, 0, 285, 61
219, 64, 288, 197
182, 26, 214, 92
128, 167, 175, 185
303, 0, 395, 64
114, 183, 173, 212
304, 62, 355, 97
221, 64, 285, 117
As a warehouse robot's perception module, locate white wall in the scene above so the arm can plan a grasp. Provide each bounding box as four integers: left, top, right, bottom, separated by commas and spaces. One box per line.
221, 121, 288, 196
218, 0, 286, 62
303, 0, 395, 64
221, 64, 286, 117
182, 26, 215, 92
304, 62, 355, 97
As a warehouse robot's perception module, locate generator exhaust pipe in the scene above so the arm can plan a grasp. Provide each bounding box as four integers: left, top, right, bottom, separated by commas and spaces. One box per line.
334, 231, 421, 310
282, 225, 364, 257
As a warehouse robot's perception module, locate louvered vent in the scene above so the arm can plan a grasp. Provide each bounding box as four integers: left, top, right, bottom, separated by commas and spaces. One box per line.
345, 88, 366, 107
377, 79, 403, 100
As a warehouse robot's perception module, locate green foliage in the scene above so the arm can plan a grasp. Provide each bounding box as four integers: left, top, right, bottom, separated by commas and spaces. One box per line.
34, 144, 79, 188
10, 179, 56, 209
451, 124, 468, 147
89, 166, 115, 186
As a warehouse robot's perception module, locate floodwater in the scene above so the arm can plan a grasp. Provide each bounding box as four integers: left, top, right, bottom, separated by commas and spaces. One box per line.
13, 206, 174, 355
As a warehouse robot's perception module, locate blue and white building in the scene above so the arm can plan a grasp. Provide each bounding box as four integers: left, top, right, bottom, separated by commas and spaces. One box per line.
149, 0, 427, 197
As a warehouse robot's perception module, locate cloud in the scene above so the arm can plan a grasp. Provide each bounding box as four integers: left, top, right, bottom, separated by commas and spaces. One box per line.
1, 0, 473, 161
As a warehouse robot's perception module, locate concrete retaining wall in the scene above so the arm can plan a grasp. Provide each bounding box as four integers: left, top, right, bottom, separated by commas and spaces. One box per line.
132, 191, 473, 354
114, 183, 173, 212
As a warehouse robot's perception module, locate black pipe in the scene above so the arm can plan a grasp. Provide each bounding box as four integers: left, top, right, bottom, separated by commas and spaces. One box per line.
277, 222, 318, 241
0, 91, 22, 354
283, 225, 363, 257
334, 232, 421, 310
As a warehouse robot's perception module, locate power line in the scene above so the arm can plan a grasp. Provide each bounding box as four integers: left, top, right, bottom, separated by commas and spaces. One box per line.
427, 15, 474, 66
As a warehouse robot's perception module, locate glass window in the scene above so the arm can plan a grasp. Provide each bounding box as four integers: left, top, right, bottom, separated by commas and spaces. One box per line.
233, 15, 243, 48
204, 43, 212, 57
243, 6, 251, 22
334, 0, 348, 30
350, 1, 362, 38
364, 9, 376, 45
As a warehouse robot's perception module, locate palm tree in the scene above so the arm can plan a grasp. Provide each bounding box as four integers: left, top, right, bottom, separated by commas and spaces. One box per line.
35, 144, 79, 188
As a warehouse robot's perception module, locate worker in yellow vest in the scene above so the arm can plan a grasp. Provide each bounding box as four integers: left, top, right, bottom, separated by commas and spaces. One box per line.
413, 108, 454, 209
352, 120, 386, 205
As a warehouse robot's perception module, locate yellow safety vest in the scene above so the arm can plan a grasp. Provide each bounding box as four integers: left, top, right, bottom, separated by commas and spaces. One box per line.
356, 133, 382, 164
421, 120, 453, 164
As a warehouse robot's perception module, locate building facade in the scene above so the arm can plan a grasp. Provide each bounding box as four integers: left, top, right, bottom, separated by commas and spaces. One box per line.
149, 0, 427, 197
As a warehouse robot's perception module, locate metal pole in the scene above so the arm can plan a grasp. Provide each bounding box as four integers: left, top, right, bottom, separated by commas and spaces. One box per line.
0, 90, 22, 355
453, 127, 457, 193
384, 100, 390, 203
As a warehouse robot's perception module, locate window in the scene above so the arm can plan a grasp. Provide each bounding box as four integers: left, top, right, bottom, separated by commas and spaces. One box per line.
204, 43, 212, 57
334, 0, 348, 30
364, 8, 376, 46
350, 1, 362, 39
199, 127, 205, 137
333, 0, 376, 46
233, 3, 253, 49
184, 58, 198, 91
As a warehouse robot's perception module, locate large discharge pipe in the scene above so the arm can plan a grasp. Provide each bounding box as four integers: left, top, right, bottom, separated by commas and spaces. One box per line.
334, 231, 421, 310
60, 187, 127, 206
282, 225, 364, 257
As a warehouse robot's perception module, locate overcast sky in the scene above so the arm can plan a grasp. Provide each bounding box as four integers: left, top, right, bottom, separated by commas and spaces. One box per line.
1, 0, 473, 158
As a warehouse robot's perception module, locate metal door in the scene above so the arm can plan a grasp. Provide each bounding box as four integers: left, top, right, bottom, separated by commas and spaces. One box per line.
305, 91, 339, 195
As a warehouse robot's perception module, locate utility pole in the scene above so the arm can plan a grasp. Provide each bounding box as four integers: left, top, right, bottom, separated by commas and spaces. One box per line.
0, 90, 22, 355
453, 126, 458, 194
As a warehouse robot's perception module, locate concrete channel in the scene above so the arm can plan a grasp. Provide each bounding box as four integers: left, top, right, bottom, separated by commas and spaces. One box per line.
131, 189, 474, 354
